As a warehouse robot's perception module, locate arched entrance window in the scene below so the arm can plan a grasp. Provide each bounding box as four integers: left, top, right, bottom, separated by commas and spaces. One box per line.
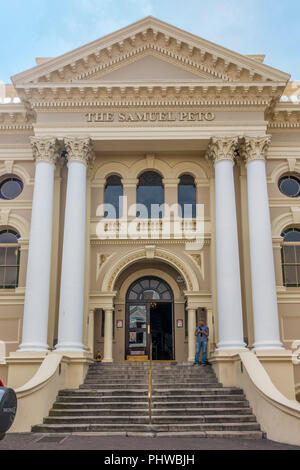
281, 228, 300, 287
0, 228, 20, 289
126, 277, 174, 360
104, 175, 123, 219
137, 171, 164, 218
178, 174, 196, 218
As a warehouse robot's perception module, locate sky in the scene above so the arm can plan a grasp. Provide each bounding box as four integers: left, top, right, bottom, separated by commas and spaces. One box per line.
0, 0, 300, 83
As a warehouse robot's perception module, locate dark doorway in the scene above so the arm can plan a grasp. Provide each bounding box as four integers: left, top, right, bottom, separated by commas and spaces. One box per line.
150, 302, 173, 360
125, 276, 174, 361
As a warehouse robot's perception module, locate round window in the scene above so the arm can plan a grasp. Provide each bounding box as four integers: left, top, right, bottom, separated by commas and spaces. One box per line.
278, 174, 300, 198
0, 176, 23, 200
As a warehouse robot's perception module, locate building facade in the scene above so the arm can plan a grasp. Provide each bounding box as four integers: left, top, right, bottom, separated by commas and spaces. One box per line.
0, 17, 299, 407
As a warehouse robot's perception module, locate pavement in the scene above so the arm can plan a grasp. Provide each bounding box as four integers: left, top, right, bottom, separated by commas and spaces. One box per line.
0, 434, 299, 450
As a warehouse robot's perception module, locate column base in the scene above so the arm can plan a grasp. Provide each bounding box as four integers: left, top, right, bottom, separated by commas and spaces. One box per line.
55, 342, 85, 352
102, 358, 113, 363
253, 341, 284, 351
216, 341, 247, 351
6, 351, 48, 389
18, 342, 50, 353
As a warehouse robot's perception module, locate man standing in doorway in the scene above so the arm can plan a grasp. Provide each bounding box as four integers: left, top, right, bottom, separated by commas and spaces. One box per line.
193, 319, 209, 366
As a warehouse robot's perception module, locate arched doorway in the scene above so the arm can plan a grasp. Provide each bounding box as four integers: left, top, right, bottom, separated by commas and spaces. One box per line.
125, 276, 174, 360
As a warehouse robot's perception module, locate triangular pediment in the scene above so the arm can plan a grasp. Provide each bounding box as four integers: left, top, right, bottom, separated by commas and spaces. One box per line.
12, 16, 290, 88
87, 55, 215, 82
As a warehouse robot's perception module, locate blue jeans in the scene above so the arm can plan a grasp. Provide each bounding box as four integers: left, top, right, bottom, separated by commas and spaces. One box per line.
194, 341, 207, 365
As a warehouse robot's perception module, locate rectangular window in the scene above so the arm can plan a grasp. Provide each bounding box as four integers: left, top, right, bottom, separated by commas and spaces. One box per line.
0, 245, 20, 289
282, 243, 300, 287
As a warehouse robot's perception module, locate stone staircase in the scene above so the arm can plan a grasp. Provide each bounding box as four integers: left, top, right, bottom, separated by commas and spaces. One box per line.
32, 362, 263, 438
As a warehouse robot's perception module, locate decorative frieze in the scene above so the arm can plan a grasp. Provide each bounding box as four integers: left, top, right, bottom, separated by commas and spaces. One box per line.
30, 137, 61, 164
64, 137, 95, 166
206, 136, 238, 165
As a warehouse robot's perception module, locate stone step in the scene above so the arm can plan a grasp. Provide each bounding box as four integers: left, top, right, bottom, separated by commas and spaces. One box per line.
32, 422, 261, 434
80, 384, 149, 390
152, 400, 249, 408
53, 400, 249, 409
81, 382, 220, 389
49, 407, 253, 417
58, 389, 148, 396
49, 409, 149, 417
57, 393, 246, 403
53, 401, 150, 409
152, 388, 244, 396
44, 414, 257, 425
57, 396, 149, 403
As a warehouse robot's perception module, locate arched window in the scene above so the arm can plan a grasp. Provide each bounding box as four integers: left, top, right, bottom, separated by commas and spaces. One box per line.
127, 277, 173, 301
137, 171, 164, 218
0, 229, 20, 289
178, 174, 196, 218
281, 228, 300, 287
104, 175, 123, 219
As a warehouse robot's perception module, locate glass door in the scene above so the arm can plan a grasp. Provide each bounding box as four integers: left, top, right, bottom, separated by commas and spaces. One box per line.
127, 304, 149, 358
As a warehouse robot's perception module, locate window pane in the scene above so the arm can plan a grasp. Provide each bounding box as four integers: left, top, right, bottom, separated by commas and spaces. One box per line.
296, 246, 300, 263
129, 331, 146, 348
104, 186, 123, 219
161, 291, 172, 300
143, 289, 160, 300
4, 267, 18, 287
137, 186, 164, 218
129, 305, 147, 328
280, 178, 300, 197
178, 185, 196, 218
6, 247, 18, 265
0, 248, 6, 265
284, 231, 300, 242
283, 246, 295, 263
0, 232, 18, 243
284, 265, 297, 285
297, 266, 300, 286
0, 267, 4, 287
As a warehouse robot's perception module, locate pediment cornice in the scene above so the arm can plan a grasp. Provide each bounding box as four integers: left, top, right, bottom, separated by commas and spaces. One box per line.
12, 17, 290, 87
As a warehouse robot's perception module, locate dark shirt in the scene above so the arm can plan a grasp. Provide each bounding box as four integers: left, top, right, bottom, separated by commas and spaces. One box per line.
195, 325, 209, 343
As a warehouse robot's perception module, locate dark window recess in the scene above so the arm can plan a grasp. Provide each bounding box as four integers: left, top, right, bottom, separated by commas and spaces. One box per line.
178, 174, 196, 218
104, 175, 123, 219
137, 171, 164, 218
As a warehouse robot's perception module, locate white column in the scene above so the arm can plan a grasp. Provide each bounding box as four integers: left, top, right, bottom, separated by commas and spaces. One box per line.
19, 138, 60, 352
103, 309, 113, 363
207, 137, 246, 351
187, 308, 196, 362
56, 138, 94, 352
242, 136, 283, 350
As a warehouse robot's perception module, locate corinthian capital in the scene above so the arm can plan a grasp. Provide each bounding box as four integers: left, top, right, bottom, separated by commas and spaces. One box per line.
206, 137, 238, 165
239, 136, 271, 163
64, 137, 95, 166
30, 137, 61, 164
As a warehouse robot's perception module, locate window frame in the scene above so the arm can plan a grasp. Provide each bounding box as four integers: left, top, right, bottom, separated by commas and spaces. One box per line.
0, 229, 21, 290
281, 228, 300, 287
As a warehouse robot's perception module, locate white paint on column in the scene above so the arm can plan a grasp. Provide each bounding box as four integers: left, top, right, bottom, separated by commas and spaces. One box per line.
56, 161, 87, 351
19, 161, 55, 352
215, 159, 246, 350
103, 310, 113, 363
246, 159, 283, 350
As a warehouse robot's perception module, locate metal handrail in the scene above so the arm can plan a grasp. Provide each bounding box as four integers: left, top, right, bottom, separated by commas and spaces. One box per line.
148, 334, 153, 425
